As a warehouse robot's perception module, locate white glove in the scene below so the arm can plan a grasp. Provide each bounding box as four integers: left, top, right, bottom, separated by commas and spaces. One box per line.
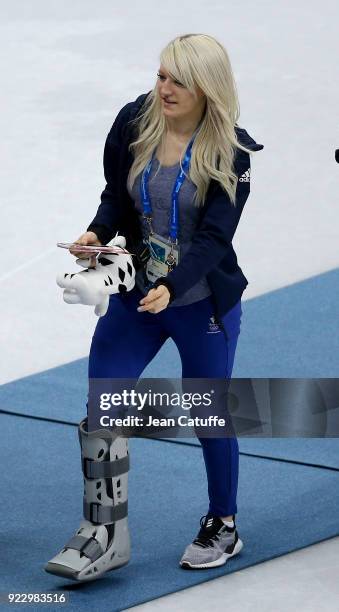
56, 235, 136, 317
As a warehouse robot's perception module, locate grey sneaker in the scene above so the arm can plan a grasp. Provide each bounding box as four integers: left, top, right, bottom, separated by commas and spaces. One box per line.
180, 513, 243, 569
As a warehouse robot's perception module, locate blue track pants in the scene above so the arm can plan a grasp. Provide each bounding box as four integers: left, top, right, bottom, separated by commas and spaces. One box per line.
88, 286, 242, 516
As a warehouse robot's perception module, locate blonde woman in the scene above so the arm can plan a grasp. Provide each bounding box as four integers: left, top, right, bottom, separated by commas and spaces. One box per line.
46, 33, 263, 581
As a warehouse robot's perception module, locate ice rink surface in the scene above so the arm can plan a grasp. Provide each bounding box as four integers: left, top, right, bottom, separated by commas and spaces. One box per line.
1, 1, 338, 610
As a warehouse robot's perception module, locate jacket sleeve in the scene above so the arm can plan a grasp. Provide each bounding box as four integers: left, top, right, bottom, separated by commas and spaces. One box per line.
86, 103, 133, 244
153, 151, 252, 300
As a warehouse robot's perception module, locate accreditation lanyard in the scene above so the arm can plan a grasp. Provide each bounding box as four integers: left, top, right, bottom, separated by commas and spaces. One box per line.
140, 133, 196, 249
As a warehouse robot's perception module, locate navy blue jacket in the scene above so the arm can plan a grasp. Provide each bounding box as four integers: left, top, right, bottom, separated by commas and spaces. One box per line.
87, 92, 264, 318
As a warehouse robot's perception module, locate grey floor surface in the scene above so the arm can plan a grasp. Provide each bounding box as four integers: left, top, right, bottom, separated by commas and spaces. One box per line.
126, 537, 339, 612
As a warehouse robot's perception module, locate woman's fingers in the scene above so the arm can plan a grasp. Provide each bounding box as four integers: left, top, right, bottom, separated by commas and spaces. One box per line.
69, 237, 87, 257
137, 286, 170, 313
88, 254, 98, 268
139, 288, 159, 304
69, 231, 101, 258
137, 300, 166, 313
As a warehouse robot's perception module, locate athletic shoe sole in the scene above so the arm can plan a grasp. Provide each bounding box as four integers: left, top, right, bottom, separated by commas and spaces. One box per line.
180, 538, 243, 569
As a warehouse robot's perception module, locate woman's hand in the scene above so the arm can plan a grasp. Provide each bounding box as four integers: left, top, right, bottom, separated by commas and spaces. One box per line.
137, 285, 171, 314
70, 231, 102, 267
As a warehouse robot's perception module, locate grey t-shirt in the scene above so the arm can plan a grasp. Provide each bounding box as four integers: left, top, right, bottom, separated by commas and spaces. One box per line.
127, 158, 212, 307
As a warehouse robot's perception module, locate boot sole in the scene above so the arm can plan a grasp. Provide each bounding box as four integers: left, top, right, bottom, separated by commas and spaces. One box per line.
44, 552, 130, 582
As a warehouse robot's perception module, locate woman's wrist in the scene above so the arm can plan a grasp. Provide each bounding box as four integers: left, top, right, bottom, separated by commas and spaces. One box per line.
86, 224, 112, 245
152, 277, 176, 303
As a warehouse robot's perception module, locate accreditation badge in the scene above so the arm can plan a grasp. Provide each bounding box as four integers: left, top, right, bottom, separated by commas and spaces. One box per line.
145, 233, 180, 283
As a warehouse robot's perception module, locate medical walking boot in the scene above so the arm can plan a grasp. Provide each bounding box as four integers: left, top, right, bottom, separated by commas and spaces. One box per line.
44, 417, 130, 581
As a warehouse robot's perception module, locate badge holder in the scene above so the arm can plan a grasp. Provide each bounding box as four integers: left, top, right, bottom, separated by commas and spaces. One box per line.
143, 233, 180, 289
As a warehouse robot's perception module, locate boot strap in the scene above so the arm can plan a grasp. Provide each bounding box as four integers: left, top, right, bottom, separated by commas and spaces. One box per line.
64, 535, 103, 562
83, 500, 128, 524
82, 455, 129, 479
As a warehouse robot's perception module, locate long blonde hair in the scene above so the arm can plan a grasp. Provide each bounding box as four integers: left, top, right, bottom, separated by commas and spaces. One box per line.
127, 33, 255, 207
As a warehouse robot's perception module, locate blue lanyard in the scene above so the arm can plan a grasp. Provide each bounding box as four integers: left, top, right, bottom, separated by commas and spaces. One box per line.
140, 133, 196, 243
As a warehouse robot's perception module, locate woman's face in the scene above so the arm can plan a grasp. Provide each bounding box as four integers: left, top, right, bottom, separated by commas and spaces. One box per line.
157, 65, 206, 122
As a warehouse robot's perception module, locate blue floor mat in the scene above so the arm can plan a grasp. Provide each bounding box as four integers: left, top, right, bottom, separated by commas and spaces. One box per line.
238, 437, 339, 469
1, 412, 339, 612
238, 267, 339, 378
